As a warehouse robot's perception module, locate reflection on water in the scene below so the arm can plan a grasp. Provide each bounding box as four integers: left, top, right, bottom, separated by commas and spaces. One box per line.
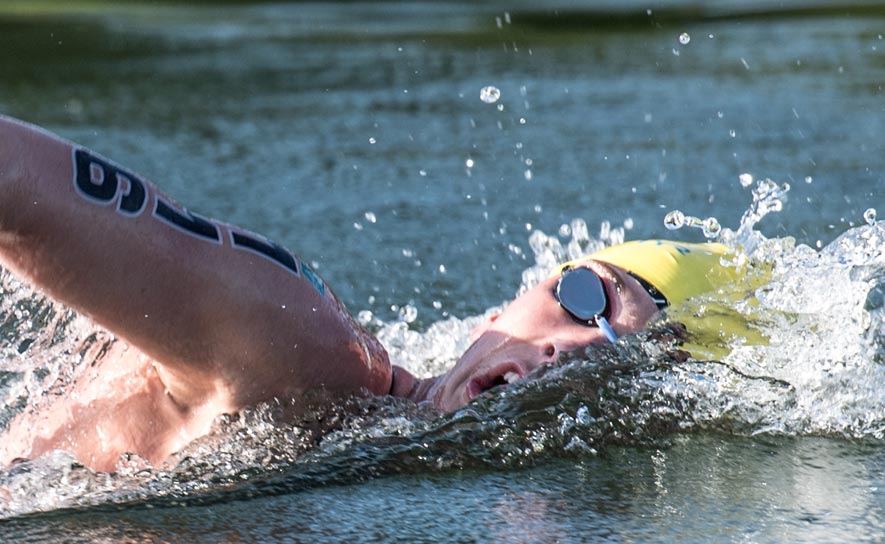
1, 1, 885, 541
3, 437, 884, 543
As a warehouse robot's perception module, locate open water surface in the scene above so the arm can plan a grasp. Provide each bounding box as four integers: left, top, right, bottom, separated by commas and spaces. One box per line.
1, 1, 885, 542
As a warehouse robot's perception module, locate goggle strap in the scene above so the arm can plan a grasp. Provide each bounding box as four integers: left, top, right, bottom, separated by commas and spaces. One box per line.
597, 315, 618, 343
627, 272, 669, 310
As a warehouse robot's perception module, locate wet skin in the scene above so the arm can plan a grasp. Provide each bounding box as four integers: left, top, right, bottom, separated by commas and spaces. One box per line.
0, 116, 658, 471
390, 260, 660, 412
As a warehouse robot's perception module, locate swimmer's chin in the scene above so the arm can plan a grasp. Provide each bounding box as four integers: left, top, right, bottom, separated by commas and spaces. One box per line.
390, 366, 493, 413
389, 366, 448, 409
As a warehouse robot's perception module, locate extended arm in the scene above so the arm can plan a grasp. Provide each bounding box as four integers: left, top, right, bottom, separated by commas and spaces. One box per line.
0, 116, 391, 411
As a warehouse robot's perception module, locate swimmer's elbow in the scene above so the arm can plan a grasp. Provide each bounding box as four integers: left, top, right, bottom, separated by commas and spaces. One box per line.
0, 116, 30, 232
357, 330, 393, 397
0, 115, 24, 179
0, 117, 49, 274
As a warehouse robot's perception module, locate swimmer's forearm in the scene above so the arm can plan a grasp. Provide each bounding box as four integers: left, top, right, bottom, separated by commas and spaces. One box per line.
0, 115, 391, 407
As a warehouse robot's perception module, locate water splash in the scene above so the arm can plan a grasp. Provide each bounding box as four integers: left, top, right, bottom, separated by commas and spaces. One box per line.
732, 178, 791, 254
0, 272, 108, 432
518, 180, 885, 443
665, 177, 790, 249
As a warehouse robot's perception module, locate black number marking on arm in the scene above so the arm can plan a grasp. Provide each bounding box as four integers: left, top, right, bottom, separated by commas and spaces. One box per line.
153, 197, 221, 243
73, 148, 147, 216
70, 147, 326, 295
230, 230, 300, 275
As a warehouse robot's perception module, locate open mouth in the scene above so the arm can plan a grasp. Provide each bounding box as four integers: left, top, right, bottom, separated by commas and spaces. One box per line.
466, 363, 525, 401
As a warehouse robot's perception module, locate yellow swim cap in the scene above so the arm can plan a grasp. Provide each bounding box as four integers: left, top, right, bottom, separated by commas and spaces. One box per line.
555, 240, 742, 305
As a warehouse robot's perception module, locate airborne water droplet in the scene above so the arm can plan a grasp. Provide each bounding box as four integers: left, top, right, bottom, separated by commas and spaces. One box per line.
480, 85, 501, 104
398, 304, 418, 324
864, 208, 877, 225
702, 217, 721, 239
678, 32, 691, 45
664, 210, 686, 230
739, 173, 754, 188
357, 310, 374, 326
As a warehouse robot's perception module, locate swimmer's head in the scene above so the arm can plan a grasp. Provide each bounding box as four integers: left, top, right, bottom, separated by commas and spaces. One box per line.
423, 239, 742, 412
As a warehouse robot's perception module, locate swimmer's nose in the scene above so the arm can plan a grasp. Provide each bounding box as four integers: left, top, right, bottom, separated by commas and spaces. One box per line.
476, 344, 559, 396
521, 342, 559, 374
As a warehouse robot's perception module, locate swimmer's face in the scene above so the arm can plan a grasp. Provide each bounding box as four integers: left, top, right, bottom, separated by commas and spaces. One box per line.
427, 260, 659, 412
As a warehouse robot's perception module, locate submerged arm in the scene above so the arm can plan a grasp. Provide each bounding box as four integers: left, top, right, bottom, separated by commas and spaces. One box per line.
0, 115, 391, 411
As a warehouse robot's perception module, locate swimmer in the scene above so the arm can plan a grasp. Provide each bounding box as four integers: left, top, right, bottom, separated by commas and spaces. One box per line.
0, 116, 737, 471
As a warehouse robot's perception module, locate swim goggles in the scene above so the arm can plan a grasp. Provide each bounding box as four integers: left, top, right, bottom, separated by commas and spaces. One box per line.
554, 266, 619, 343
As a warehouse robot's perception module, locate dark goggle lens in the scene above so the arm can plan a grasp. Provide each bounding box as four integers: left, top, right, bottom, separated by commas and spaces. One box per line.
555, 267, 607, 322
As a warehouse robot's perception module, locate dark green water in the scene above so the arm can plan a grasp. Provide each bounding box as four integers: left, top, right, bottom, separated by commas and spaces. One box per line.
1, 1, 885, 541
3, 0, 883, 322
4, 437, 885, 542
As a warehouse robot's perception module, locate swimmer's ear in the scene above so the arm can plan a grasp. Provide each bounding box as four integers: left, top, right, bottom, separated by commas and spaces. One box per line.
470, 313, 500, 342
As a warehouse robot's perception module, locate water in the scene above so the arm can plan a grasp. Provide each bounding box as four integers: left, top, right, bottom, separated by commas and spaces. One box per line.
2, 1, 885, 541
